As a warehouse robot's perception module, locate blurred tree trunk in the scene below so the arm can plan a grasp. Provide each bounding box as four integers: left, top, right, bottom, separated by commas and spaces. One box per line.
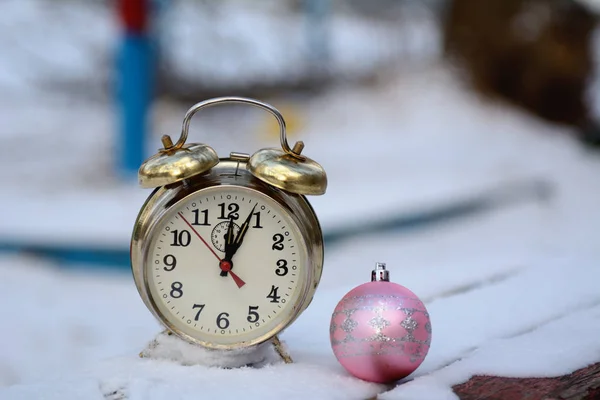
443, 0, 597, 126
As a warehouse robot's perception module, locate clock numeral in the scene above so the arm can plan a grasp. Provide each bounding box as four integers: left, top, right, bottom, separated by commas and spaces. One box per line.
192, 304, 205, 321
170, 230, 191, 247
272, 234, 284, 251
216, 312, 230, 329
218, 202, 239, 220
247, 306, 259, 323
252, 211, 262, 229
192, 209, 210, 226
266, 285, 281, 303
275, 259, 288, 276
170, 282, 183, 298
163, 254, 177, 271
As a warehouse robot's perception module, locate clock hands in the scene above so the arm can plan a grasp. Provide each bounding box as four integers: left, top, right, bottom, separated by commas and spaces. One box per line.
177, 203, 257, 289
225, 215, 239, 259
220, 204, 257, 277
217, 259, 246, 288
220, 215, 238, 277
178, 212, 246, 288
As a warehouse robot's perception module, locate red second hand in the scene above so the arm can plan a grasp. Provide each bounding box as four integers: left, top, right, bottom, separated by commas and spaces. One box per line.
178, 212, 221, 261
229, 270, 246, 288
178, 212, 246, 288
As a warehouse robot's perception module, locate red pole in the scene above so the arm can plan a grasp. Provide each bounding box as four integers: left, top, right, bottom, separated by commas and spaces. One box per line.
118, 0, 149, 34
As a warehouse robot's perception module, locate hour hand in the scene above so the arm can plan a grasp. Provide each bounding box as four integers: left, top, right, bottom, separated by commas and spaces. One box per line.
226, 216, 236, 248
220, 216, 237, 276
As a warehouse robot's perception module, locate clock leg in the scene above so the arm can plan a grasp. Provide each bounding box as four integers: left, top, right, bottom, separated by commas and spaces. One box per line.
272, 335, 293, 364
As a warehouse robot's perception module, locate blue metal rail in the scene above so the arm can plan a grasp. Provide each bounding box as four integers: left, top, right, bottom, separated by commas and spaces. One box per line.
0, 178, 551, 270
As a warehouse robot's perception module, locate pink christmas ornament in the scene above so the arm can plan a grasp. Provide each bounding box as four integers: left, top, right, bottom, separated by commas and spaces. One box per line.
330, 263, 432, 383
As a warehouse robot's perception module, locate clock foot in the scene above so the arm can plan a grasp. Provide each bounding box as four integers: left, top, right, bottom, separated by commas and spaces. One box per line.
272, 335, 293, 364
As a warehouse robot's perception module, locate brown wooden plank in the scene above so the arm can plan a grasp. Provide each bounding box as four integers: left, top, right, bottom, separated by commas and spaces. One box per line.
452, 362, 600, 400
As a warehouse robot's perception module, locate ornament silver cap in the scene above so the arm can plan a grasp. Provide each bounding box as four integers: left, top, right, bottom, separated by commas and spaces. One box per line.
371, 262, 390, 282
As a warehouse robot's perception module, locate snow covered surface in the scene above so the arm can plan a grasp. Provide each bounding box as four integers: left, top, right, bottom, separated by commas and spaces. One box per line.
138, 330, 283, 369
2, 64, 600, 398
2, 1, 600, 399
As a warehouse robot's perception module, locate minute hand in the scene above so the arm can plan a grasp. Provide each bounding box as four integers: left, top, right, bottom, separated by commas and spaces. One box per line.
232, 204, 257, 250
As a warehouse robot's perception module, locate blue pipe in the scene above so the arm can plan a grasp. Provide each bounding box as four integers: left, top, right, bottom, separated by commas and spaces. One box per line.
116, 32, 154, 178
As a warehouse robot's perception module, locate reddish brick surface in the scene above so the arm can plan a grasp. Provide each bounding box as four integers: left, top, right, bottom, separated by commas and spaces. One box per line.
452, 362, 600, 400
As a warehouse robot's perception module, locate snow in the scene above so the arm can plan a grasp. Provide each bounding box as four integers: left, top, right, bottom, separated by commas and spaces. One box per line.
3, 105, 600, 398
381, 303, 600, 399
4, 208, 600, 399
138, 330, 283, 368
2, 1, 600, 399
0, 357, 382, 400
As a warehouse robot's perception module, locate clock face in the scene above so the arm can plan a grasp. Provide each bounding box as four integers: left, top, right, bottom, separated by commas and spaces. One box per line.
145, 185, 309, 347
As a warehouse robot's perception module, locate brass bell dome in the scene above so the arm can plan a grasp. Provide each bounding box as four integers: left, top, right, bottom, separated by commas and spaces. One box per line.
138, 135, 219, 188
248, 142, 327, 195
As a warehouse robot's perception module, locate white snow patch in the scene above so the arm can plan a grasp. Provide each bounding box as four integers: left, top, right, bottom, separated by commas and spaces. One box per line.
382, 301, 600, 399
139, 330, 282, 368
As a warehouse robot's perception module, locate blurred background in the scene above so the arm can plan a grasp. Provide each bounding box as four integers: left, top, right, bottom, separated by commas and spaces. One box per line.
1, 0, 600, 391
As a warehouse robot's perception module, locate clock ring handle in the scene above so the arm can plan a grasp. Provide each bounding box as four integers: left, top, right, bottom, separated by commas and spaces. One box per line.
175, 96, 305, 160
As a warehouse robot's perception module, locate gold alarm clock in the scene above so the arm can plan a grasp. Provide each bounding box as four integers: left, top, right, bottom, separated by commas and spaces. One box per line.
130, 97, 326, 362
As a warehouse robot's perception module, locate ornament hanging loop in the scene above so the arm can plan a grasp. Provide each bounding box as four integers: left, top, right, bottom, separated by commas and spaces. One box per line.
172, 96, 305, 160
371, 262, 390, 282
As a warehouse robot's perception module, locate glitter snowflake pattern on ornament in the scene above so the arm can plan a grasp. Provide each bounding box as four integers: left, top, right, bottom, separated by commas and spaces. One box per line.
369, 315, 390, 332
330, 321, 337, 335
425, 321, 432, 334
341, 318, 358, 333
400, 315, 418, 331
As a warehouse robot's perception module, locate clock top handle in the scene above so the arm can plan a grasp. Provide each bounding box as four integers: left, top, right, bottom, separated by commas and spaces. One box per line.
174, 96, 305, 161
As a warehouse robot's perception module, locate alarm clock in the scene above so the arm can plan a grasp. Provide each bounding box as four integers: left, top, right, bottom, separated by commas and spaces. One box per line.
130, 97, 327, 363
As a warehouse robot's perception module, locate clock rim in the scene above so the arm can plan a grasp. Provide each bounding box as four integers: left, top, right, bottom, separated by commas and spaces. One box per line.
130, 158, 324, 351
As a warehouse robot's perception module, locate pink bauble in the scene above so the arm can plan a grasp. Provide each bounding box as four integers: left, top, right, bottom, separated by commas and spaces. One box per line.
329, 264, 432, 383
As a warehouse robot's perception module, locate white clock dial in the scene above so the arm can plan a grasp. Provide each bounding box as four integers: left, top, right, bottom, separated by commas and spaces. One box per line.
145, 185, 308, 346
